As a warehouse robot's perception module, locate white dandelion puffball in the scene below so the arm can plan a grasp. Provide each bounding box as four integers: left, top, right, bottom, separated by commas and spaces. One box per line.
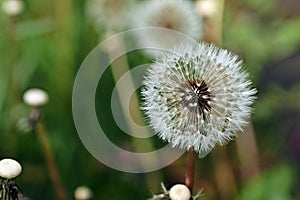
23, 88, 49, 107
0, 158, 22, 179
2, 0, 24, 16
142, 42, 257, 157
131, 0, 203, 56
169, 184, 191, 200
85, 0, 133, 33
74, 186, 93, 200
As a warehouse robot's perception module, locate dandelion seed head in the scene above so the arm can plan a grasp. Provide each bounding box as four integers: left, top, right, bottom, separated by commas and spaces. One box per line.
0, 158, 22, 179
85, 0, 133, 33
131, 0, 203, 57
142, 42, 257, 156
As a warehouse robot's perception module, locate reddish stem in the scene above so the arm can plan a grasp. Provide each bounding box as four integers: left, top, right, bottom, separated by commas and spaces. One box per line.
185, 149, 196, 194
36, 122, 66, 200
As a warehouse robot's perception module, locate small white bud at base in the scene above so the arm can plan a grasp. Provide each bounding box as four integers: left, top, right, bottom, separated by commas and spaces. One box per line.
169, 184, 191, 200
2, 0, 24, 16
74, 186, 93, 200
0, 158, 22, 179
23, 88, 49, 107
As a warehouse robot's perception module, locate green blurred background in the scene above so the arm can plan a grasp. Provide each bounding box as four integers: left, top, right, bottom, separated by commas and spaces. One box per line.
1, 0, 300, 199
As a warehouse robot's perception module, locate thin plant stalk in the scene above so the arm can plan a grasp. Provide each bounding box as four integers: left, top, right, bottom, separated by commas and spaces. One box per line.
212, 150, 237, 198
236, 123, 260, 180
185, 149, 196, 193
36, 122, 66, 200
4, 14, 19, 156
104, 33, 161, 188
199, 0, 225, 44
53, 0, 74, 97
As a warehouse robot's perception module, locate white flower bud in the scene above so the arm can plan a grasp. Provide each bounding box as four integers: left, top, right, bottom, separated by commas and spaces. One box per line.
0, 158, 22, 179
169, 184, 191, 200
74, 186, 93, 200
196, 0, 217, 17
2, 0, 24, 16
23, 88, 49, 107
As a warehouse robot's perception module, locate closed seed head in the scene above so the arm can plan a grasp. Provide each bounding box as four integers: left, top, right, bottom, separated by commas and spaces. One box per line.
0, 158, 22, 179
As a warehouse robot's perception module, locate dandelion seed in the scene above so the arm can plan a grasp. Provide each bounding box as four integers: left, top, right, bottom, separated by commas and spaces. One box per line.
142, 42, 257, 157
131, 0, 203, 57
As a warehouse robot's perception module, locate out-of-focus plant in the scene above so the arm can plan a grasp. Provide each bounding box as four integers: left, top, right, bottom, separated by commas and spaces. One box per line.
236, 164, 295, 200
223, 0, 300, 82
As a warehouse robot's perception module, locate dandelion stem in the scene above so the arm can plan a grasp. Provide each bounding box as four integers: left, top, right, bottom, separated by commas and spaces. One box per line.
185, 148, 196, 193
200, 0, 225, 44
36, 122, 66, 200
236, 124, 260, 180
105, 34, 161, 188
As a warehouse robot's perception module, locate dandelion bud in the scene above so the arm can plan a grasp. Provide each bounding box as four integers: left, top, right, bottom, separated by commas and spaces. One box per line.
74, 186, 93, 200
1, 0, 24, 16
169, 184, 191, 200
0, 158, 22, 179
23, 88, 49, 107
196, 0, 217, 17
